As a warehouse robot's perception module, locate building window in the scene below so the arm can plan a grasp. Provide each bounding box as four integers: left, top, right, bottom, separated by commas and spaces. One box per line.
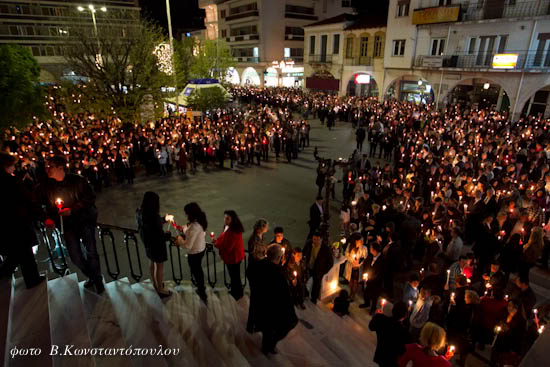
342, 0, 352, 7
534, 33, 550, 66
468, 37, 477, 54
374, 35, 383, 57
345, 37, 353, 58
392, 39, 405, 56
310, 35, 315, 55
221, 29, 227, 38
333, 34, 340, 54
396, 1, 410, 17
31, 46, 40, 57
220, 9, 226, 18
497, 35, 508, 53
431, 38, 446, 55
439, 0, 452, 5
360, 37, 368, 57
284, 47, 290, 58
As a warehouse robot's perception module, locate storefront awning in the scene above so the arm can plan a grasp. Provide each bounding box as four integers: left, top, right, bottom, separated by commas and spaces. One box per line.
306, 77, 340, 91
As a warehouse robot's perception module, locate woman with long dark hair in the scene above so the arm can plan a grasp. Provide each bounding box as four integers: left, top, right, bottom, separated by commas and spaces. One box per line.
214, 210, 245, 300
177, 202, 208, 302
136, 191, 171, 297
246, 218, 269, 333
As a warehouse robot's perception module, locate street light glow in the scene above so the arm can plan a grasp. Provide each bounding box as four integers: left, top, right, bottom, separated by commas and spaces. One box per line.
100, 7, 107, 12
77, 6, 84, 11
88, 4, 95, 11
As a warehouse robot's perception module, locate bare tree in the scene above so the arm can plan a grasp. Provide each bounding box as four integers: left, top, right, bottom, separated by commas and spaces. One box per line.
64, 10, 170, 122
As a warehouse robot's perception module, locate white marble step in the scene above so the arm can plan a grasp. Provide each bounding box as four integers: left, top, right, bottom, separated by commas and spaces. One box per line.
78, 280, 131, 367
130, 281, 197, 367
47, 274, 94, 367
0, 278, 12, 364
203, 288, 251, 367
164, 284, 227, 367
104, 278, 167, 367
5, 277, 52, 367
296, 303, 371, 367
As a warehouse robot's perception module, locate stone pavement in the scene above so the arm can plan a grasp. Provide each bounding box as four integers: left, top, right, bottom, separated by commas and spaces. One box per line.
91, 118, 360, 282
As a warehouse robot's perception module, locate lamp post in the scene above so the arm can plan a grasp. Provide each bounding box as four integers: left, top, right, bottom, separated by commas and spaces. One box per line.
77, 5, 106, 51
165, 0, 179, 114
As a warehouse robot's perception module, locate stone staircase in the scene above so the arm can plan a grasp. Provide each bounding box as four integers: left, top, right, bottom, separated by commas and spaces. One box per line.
3, 266, 549, 367
0, 273, 384, 367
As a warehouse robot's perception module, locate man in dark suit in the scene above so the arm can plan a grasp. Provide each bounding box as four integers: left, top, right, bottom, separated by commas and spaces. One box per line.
360, 242, 385, 314
356, 126, 366, 152
369, 301, 409, 367
307, 196, 323, 239
303, 231, 333, 304
256, 245, 298, 355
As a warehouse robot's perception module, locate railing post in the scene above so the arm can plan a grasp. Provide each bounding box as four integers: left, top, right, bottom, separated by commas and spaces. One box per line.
98, 226, 120, 280
205, 243, 217, 288
38, 224, 69, 276
123, 231, 143, 282
168, 238, 184, 285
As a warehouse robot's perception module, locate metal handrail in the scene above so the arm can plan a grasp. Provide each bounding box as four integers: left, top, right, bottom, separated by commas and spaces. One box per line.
123, 231, 142, 282
168, 238, 184, 285
38, 224, 69, 276
205, 244, 217, 288
97, 227, 121, 280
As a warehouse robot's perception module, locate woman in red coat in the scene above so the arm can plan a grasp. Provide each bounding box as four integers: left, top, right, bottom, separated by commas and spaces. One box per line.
214, 210, 245, 300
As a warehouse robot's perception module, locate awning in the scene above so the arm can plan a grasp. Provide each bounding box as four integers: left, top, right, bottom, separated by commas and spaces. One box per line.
306, 77, 340, 91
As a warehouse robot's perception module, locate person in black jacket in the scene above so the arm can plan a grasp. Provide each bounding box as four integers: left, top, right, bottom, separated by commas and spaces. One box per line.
307, 196, 324, 239
302, 231, 334, 304
0, 152, 43, 288
356, 126, 366, 152
136, 191, 171, 298
38, 155, 103, 293
369, 301, 409, 367
360, 242, 386, 314
256, 244, 298, 355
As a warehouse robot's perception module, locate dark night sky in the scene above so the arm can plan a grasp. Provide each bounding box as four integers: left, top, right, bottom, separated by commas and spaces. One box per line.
140, 0, 205, 36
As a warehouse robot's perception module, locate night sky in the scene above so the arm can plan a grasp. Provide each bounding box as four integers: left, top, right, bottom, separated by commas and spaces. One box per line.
140, 0, 205, 36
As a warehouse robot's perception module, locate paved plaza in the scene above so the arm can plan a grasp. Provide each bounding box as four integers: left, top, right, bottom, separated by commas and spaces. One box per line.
93, 118, 360, 281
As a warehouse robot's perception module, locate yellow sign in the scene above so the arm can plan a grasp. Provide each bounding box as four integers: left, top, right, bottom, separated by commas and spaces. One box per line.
412, 6, 460, 25
492, 54, 518, 69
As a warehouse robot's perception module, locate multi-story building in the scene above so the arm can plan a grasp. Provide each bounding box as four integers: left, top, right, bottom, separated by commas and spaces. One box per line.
303, 12, 387, 96
198, 0, 354, 87
383, 0, 550, 119
0, 0, 140, 82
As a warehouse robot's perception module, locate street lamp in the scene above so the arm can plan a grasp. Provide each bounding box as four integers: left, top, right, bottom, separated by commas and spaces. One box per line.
77, 4, 106, 37
165, 0, 179, 112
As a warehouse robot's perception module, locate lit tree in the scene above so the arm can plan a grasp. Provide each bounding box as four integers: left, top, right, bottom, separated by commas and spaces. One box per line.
190, 39, 235, 80
63, 10, 170, 122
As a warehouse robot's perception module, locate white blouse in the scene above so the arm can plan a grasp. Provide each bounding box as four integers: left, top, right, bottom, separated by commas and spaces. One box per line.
182, 222, 206, 254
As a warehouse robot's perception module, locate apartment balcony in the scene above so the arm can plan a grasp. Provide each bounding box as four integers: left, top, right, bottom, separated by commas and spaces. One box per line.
233, 56, 259, 63
461, 0, 550, 21
344, 56, 373, 66
225, 10, 259, 22
225, 34, 259, 42
285, 34, 305, 41
414, 51, 550, 71
308, 54, 332, 64
284, 56, 304, 64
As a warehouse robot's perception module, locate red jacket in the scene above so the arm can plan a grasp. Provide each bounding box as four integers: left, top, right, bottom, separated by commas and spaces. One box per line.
215, 230, 245, 264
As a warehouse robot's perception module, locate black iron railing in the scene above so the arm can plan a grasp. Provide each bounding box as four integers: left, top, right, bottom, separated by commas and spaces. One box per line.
37, 221, 249, 291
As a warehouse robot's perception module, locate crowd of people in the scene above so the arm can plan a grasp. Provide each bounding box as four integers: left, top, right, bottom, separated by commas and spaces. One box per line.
2, 85, 550, 366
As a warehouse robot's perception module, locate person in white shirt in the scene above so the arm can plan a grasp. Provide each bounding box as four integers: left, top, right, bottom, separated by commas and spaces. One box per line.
177, 202, 208, 302
445, 227, 463, 263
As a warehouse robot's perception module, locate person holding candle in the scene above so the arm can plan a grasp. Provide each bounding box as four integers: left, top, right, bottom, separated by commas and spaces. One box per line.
446, 290, 481, 366
0, 152, 44, 288
270, 226, 292, 265
246, 218, 269, 333
369, 300, 409, 367
214, 210, 245, 301
446, 256, 468, 292
39, 155, 103, 294
410, 288, 435, 340
398, 322, 452, 367
490, 299, 526, 367
343, 233, 367, 302
402, 273, 421, 306
136, 191, 171, 298
176, 202, 208, 303
360, 242, 385, 315
285, 248, 305, 309
519, 226, 544, 280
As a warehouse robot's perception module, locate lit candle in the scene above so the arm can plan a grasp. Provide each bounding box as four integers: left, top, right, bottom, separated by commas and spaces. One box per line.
381, 298, 386, 313
446, 269, 451, 286
55, 198, 64, 234
492, 326, 502, 347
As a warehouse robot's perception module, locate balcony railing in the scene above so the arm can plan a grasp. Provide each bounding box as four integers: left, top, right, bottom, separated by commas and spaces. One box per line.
284, 56, 304, 63
226, 34, 259, 42
233, 56, 259, 63
308, 54, 332, 64
225, 10, 259, 21
414, 51, 550, 70
284, 12, 318, 20
344, 56, 373, 66
285, 34, 305, 41
461, 0, 550, 21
